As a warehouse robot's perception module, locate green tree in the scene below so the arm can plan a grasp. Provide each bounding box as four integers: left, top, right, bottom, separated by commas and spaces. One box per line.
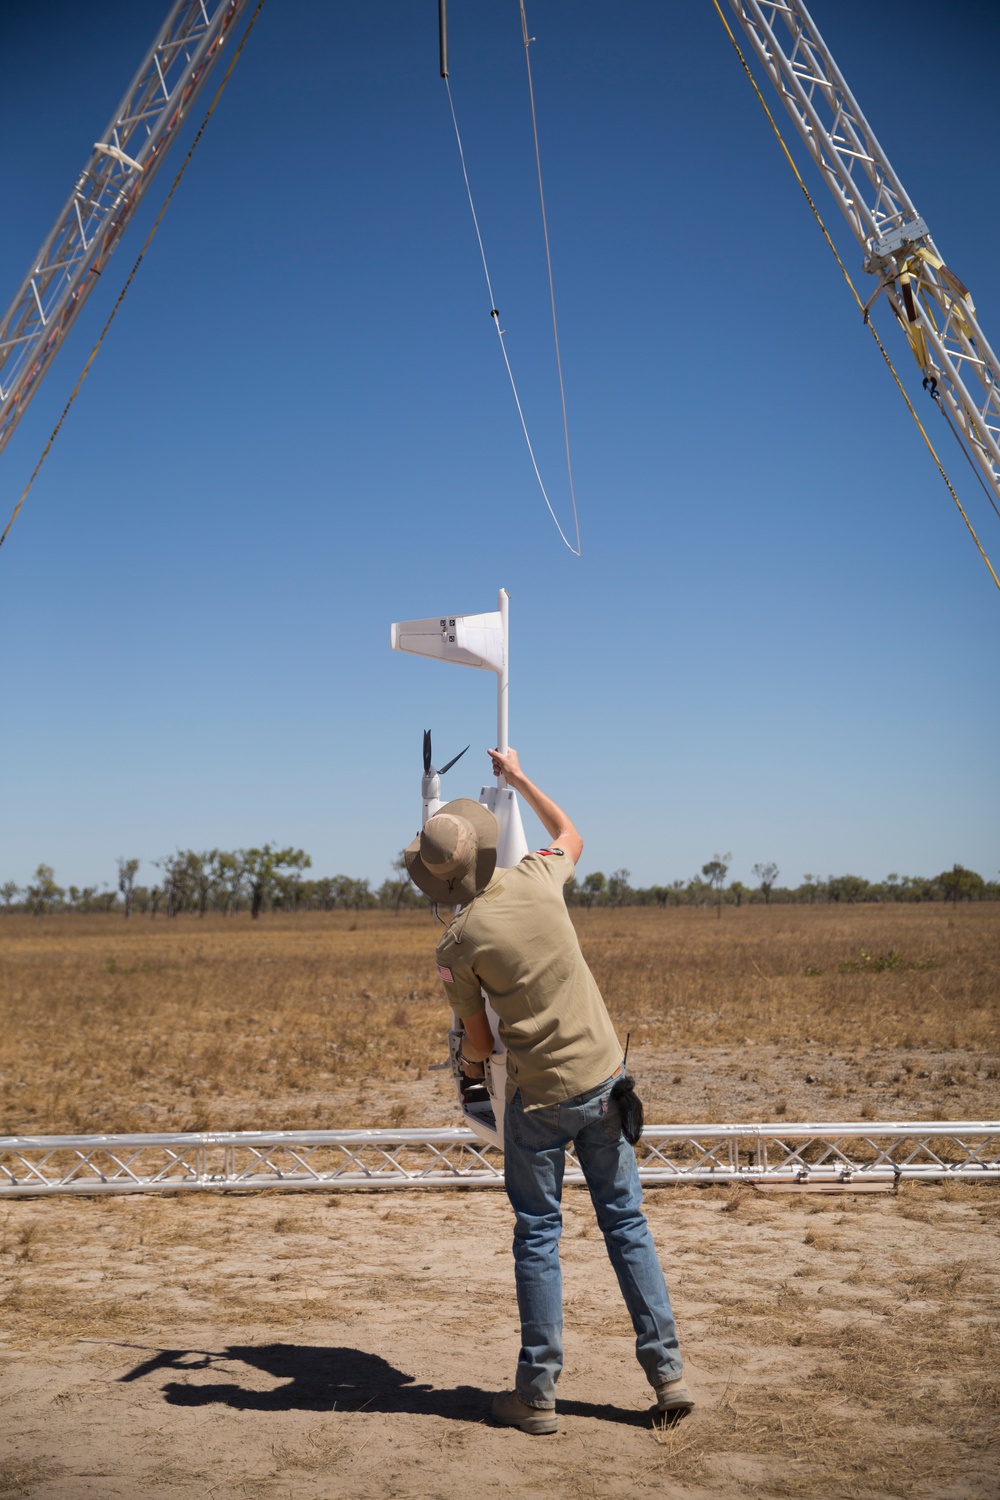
936, 864, 985, 903
177, 850, 219, 917
155, 852, 192, 917
608, 868, 632, 907
381, 849, 414, 915
131, 885, 153, 915
1, 880, 20, 909
67, 884, 99, 912
580, 872, 606, 909
827, 874, 870, 903
26, 864, 64, 916
213, 851, 245, 915
241, 844, 312, 919
338, 876, 373, 911
701, 852, 731, 921
273, 869, 309, 911
117, 857, 140, 920
752, 861, 779, 906
312, 876, 338, 912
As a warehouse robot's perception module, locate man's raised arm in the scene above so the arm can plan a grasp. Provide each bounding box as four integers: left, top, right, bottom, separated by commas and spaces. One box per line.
488, 747, 584, 866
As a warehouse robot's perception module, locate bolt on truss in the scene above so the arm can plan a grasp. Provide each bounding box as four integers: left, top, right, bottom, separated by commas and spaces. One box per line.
1, 1121, 997, 1197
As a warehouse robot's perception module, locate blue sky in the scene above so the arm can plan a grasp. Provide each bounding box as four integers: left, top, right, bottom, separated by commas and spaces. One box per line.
1, 0, 997, 895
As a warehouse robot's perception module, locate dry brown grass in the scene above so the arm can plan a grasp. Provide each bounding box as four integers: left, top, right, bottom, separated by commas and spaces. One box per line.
1, 907, 998, 1499
1, 903, 996, 1136
1, 910, 445, 1135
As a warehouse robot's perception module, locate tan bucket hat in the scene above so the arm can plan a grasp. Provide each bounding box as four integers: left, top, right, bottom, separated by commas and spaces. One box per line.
405, 798, 499, 906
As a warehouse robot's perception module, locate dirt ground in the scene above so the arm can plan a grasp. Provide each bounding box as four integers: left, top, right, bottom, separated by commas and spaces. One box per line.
2, 1177, 998, 1500
2, 907, 998, 1497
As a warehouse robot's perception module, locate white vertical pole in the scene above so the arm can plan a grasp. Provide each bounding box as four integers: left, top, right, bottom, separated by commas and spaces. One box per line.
497, 587, 509, 761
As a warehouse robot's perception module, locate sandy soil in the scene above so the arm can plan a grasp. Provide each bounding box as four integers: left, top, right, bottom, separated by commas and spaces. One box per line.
2, 910, 997, 1497
2, 1177, 998, 1500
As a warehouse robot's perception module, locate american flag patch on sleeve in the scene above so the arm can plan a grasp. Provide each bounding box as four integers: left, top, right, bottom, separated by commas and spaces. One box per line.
437, 964, 454, 983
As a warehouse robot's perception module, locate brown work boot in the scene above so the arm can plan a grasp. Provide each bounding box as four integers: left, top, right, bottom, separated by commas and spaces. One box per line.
490, 1389, 558, 1434
653, 1376, 695, 1414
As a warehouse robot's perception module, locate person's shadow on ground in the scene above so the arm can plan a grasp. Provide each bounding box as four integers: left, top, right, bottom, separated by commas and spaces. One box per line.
116, 1341, 659, 1428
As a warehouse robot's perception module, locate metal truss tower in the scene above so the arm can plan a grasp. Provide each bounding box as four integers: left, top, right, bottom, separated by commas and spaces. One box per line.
0, 0, 253, 463
725, 0, 1000, 519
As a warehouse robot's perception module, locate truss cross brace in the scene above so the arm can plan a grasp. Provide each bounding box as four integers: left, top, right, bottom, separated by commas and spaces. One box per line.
1, 1121, 996, 1197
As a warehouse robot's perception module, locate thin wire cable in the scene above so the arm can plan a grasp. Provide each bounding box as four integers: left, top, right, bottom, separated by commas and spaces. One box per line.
0, 0, 268, 553
444, 75, 581, 555
933, 393, 1000, 523
710, 0, 1000, 593
519, 0, 580, 554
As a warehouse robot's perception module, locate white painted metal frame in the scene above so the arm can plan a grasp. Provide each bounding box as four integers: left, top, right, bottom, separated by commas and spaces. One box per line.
0, 0, 253, 461
1, 1121, 996, 1196
725, 0, 1000, 515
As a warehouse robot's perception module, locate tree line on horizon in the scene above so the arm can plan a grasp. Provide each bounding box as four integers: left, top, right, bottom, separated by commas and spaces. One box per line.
567, 857, 996, 912
1, 846, 995, 917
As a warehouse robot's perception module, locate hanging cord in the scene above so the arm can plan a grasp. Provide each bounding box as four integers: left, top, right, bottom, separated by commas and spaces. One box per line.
710, 0, 1000, 594
0, 0, 268, 553
443, 58, 581, 553
519, 1, 581, 556
930, 384, 1000, 524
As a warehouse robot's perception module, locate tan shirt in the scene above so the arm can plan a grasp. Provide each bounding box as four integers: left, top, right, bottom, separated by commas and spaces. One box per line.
435, 846, 623, 1109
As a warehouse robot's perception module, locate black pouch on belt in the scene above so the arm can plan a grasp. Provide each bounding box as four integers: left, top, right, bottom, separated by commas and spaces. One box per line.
610, 1073, 644, 1146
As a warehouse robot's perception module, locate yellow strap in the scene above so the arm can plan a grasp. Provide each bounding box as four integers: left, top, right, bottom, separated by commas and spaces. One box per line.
900, 247, 976, 340
0, 0, 267, 553
897, 272, 930, 372
709, 0, 999, 593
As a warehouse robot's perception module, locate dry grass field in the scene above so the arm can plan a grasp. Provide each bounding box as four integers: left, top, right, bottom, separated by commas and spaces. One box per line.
1, 904, 998, 1499
1, 903, 998, 1134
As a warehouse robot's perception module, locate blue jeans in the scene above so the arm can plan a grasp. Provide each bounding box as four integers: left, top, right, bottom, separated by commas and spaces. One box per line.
503, 1074, 683, 1408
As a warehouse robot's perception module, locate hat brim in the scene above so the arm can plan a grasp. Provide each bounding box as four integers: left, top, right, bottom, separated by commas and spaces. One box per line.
405, 797, 499, 906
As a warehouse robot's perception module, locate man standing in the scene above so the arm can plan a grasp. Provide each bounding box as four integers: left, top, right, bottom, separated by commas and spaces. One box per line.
405, 747, 692, 1434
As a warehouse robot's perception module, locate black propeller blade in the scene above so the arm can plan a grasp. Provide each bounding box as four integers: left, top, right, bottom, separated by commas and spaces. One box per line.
422, 730, 468, 778
438, 745, 469, 777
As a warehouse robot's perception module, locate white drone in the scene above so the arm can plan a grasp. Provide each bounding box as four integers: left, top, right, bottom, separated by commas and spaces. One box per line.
391, 588, 527, 1148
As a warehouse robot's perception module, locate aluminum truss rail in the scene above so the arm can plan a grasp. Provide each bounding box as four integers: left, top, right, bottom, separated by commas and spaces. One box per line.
1, 1121, 997, 1197
0, 0, 253, 462
725, 0, 1000, 519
